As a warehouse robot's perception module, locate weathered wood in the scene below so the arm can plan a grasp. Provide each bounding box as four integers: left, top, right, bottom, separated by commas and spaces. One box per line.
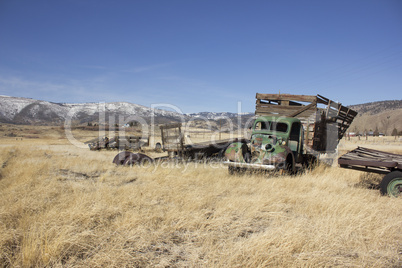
160, 123, 182, 130
338, 147, 402, 173
256, 104, 306, 112
256, 93, 317, 103
160, 123, 184, 152
255, 93, 357, 152
288, 102, 317, 117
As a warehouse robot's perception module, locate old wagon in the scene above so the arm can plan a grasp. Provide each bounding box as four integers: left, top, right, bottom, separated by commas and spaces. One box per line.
338, 147, 402, 197
113, 122, 247, 165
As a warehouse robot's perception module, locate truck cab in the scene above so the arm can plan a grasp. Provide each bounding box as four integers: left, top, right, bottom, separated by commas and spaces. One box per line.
225, 116, 304, 172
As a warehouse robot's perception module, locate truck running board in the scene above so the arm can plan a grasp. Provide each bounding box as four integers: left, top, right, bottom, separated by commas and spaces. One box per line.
223, 161, 276, 170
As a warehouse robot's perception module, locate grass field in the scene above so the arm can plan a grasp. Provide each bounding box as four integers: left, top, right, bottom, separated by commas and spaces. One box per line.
0, 125, 401, 267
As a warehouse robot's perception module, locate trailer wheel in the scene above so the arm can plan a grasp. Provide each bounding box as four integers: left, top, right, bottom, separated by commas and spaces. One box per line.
380, 171, 402, 197
113, 151, 133, 165
123, 153, 154, 167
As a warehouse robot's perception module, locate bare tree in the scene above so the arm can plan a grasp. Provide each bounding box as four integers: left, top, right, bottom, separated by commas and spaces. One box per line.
381, 116, 391, 135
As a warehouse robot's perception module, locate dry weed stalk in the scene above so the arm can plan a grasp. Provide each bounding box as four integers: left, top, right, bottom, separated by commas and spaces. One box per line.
0, 139, 401, 267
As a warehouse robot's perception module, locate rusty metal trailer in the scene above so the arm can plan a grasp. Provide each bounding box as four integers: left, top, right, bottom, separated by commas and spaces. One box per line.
113, 123, 248, 166
159, 123, 247, 159
338, 147, 402, 197
87, 135, 149, 151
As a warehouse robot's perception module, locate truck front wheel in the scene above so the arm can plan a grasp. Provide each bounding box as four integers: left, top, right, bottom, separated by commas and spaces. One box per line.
285, 154, 295, 174
380, 171, 402, 197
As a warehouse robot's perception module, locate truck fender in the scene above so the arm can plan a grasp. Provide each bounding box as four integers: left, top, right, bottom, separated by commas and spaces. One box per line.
225, 142, 250, 163
273, 146, 295, 171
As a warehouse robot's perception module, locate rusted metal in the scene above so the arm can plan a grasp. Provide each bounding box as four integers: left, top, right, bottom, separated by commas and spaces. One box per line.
113, 151, 154, 166
123, 153, 154, 166
114, 123, 249, 166
113, 151, 135, 165
159, 123, 248, 159
86, 135, 149, 151
338, 147, 402, 174
255, 93, 357, 152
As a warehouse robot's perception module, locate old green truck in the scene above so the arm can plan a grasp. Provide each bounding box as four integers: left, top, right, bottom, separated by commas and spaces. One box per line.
224, 93, 357, 174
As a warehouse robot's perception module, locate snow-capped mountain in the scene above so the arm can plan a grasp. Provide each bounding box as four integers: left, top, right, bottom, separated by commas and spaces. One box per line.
0, 96, 187, 125
186, 111, 254, 120
0, 96, 253, 125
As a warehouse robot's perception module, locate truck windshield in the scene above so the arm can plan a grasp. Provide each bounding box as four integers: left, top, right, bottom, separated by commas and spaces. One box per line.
254, 121, 288, 132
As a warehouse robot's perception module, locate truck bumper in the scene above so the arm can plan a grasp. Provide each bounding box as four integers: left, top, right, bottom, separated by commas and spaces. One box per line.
223, 161, 276, 170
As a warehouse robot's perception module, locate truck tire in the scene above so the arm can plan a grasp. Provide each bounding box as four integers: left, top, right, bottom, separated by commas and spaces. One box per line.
380, 171, 402, 197
285, 154, 295, 174
218, 144, 230, 159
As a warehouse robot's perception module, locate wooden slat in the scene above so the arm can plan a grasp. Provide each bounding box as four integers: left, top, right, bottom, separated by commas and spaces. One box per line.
255, 93, 358, 152
292, 109, 317, 119
338, 147, 402, 172
256, 103, 315, 112
256, 93, 317, 103
256, 105, 303, 113
160, 123, 182, 130
289, 102, 317, 117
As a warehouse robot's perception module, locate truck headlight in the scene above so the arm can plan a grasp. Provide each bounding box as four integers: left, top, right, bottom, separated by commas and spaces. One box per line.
265, 144, 274, 152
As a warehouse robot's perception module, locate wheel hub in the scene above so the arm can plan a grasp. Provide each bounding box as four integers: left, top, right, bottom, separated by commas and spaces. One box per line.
387, 178, 402, 197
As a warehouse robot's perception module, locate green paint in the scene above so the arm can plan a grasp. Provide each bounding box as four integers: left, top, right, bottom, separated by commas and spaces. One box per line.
225, 116, 302, 169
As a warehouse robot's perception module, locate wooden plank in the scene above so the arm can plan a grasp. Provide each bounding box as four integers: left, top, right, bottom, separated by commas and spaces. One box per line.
256, 93, 317, 103
160, 123, 182, 130
256, 93, 357, 151
258, 99, 304, 107
316, 94, 330, 105
256, 104, 307, 112
291, 110, 317, 119
339, 147, 402, 164
288, 102, 317, 117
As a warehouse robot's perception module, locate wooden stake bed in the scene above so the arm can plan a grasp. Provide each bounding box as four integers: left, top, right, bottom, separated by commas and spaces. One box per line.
255, 93, 357, 152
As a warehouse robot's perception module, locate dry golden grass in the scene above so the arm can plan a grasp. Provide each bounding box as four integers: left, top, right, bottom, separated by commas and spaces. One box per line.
0, 126, 401, 267
339, 136, 402, 156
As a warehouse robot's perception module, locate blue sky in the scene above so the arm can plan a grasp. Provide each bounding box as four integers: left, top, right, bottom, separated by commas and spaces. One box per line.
0, 0, 401, 113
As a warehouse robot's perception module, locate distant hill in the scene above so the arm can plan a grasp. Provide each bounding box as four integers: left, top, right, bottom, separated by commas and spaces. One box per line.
0, 96, 187, 125
348, 100, 402, 135
1, 96, 401, 134
349, 100, 402, 115
0, 96, 253, 127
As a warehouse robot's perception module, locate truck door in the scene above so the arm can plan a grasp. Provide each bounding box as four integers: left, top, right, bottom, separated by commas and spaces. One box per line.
289, 122, 301, 161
